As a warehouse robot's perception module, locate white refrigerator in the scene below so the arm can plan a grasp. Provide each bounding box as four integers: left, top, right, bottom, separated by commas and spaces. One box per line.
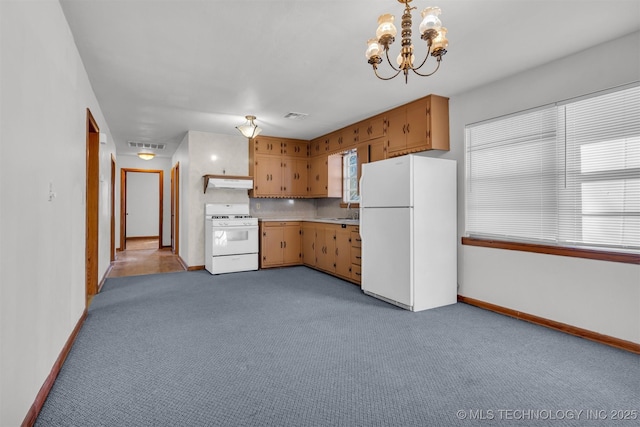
359, 155, 457, 312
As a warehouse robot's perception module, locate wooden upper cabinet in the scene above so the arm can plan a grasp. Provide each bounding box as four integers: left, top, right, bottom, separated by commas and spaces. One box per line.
386, 94, 449, 156
252, 155, 283, 196
282, 158, 308, 196
253, 137, 281, 155
249, 136, 309, 198
357, 115, 386, 143
282, 139, 309, 158
308, 156, 329, 197
309, 137, 325, 157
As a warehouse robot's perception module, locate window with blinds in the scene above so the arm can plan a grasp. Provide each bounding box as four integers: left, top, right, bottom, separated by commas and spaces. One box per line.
465, 83, 639, 254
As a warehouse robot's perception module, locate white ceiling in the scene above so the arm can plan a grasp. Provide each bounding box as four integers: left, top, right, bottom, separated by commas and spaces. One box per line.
59, 0, 640, 158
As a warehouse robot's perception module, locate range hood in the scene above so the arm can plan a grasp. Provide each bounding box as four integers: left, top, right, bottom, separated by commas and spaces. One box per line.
203, 174, 253, 193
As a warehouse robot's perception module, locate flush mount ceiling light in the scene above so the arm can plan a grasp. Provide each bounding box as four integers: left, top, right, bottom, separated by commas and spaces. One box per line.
365, 0, 449, 83
236, 115, 263, 138
137, 151, 155, 160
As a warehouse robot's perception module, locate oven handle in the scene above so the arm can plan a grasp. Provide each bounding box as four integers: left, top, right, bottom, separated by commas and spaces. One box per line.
211, 225, 258, 231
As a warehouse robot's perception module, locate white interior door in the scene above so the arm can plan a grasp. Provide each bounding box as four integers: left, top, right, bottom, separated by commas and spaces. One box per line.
126, 172, 159, 238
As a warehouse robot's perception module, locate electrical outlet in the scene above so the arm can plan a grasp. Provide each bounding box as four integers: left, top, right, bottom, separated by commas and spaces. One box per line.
256, 202, 261, 210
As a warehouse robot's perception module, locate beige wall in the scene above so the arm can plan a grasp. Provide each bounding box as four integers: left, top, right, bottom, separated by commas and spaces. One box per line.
446, 31, 640, 343
0, 1, 117, 424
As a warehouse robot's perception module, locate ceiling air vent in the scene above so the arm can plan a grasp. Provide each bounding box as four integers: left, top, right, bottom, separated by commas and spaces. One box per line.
127, 141, 166, 150
284, 112, 308, 120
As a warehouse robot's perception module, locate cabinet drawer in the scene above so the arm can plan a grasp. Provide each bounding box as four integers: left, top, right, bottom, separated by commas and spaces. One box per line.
350, 247, 362, 265
262, 221, 300, 227
351, 264, 362, 282
350, 231, 362, 248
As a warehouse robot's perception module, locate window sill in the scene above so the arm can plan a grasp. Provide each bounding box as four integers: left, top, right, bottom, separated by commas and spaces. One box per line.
461, 237, 640, 265
339, 202, 360, 209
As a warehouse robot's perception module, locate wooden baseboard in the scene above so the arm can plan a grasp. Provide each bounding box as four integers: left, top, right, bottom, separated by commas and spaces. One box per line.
98, 264, 113, 293
21, 309, 88, 427
188, 265, 205, 271
458, 295, 640, 354
125, 236, 159, 241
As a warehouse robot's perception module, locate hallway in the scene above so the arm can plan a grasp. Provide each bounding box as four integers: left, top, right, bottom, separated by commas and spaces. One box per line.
107, 238, 186, 278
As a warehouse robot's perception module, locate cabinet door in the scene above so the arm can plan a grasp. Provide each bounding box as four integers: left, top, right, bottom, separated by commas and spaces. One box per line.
327, 131, 342, 154
368, 115, 386, 140
282, 139, 309, 158
386, 107, 407, 154
308, 156, 329, 197
316, 226, 336, 273
301, 223, 316, 266
291, 159, 308, 196
253, 137, 280, 155
406, 98, 429, 150
369, 137, 386, 162
428, 95, 450, 151
310, 138, 324, 157
254, 155, 282, 196
335, 227, 352, 279
260, 225, 284, 267
283, 224, 301, 265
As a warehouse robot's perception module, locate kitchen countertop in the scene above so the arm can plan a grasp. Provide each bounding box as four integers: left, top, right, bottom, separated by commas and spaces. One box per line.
258, 217, 359, 226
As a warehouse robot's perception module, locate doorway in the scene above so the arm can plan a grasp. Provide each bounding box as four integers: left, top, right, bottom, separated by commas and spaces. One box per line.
170, 162, 180, 255
85, 109, 99, 303
119, 168, 163, 251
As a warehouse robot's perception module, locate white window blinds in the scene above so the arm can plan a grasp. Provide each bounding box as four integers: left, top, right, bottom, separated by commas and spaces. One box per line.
465, 83, 640, 253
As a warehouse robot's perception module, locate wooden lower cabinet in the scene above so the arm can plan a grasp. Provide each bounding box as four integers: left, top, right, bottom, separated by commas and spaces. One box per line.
301, 223, 317, 267
334, 227, 352, 280
350, 227, 362, 284
315, 225, 336, 273
259, 222, 302, 268
300, 222, 360, 285
261, 221, 361, 285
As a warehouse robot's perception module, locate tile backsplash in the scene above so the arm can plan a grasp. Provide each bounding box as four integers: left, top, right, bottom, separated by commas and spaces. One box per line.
249, 198, 352, 219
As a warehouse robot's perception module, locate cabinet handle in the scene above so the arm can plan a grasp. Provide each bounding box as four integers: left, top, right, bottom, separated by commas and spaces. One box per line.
280, 241, 283, 248
355, 272, 361, 276
355, 256, 361, 259
407, 123, 410, 133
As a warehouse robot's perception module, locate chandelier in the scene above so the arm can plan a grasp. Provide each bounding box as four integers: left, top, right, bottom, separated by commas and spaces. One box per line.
365, 0, 449, 83
236, 115, 263, 138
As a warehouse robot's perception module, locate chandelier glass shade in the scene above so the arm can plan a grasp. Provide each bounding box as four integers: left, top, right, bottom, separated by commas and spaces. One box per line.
366, 0, 448, 83
236, 115, 263, 138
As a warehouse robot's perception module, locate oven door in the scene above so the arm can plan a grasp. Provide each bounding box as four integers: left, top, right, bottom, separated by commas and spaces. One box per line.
210, 224, 258, 256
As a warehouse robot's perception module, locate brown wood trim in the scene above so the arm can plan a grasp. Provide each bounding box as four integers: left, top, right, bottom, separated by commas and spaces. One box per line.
462, 237, 639, 265
85, 109, 100, 302
126, 235, 160, 241
187, 265, 205, 271
110, 154, 116, 263
339, 202, 360, 209
458, 295, 640, 354
21, 309, 88, 427
120, 168, 164, 251
97, 264, 113, 294
176, 255, 189, 271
